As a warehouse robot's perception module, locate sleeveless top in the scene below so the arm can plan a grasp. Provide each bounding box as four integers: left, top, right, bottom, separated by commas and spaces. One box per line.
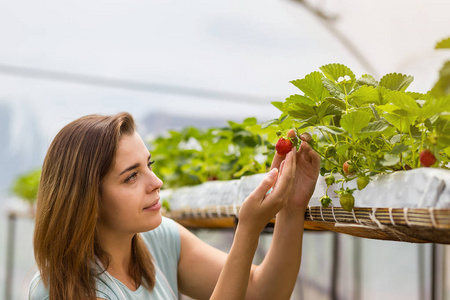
28, 217, 181, 300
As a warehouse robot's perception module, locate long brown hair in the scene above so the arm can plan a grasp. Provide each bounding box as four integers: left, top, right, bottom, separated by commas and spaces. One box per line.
33, 112, 155, 299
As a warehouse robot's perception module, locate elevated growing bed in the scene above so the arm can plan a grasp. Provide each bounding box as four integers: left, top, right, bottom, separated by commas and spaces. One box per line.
163, 168, 450, 244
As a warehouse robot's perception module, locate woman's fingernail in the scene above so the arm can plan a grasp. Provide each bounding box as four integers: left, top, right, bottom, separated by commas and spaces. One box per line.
268, 168, 278, 178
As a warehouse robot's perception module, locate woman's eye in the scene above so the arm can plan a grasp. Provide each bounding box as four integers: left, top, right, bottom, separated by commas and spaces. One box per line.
124, 172, 138, 183
148, 160, 155, 170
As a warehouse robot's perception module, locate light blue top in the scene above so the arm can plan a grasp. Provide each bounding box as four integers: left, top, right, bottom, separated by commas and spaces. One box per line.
28, 216, 181, 300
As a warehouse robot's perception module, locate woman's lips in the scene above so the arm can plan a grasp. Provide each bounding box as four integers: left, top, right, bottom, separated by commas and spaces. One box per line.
143, 200, 161, 212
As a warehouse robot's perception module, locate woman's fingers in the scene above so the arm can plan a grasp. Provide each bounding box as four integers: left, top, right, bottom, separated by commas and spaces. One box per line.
247, 168, 279, 201
267, 149, 296, 202
270, 152, 285, 171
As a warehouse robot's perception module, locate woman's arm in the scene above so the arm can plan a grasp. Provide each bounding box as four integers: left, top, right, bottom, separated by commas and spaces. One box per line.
177, 149, 297, 300
246, 141, 321, 300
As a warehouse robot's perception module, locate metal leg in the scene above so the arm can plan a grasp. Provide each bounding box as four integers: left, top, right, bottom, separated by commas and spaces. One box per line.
331, 232, 339, 300
5, 212, 16, 300
353, 237, 362, 300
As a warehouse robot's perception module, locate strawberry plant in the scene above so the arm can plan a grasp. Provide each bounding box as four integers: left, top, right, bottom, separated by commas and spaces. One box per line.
148, 117, 276, 189
263, 37, 450, 211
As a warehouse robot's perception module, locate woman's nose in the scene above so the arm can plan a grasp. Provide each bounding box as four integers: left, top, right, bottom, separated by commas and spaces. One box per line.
146, 170, 163, 193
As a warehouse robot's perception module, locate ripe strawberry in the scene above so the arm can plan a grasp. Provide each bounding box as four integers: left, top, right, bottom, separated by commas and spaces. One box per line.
287, 129, 296, 139
356, 176, 370, 190
275, 137, 293, 156
343, 160, 356, 175
339, 193, 355, 212
420, 149, 436, 167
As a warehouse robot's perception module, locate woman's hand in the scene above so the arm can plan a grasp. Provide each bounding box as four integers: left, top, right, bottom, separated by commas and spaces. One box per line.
238, 148, 296, 233
271, 140, 321, 217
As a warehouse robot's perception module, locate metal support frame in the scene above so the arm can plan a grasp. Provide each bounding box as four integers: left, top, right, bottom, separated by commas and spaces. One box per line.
5, 212, 16, 300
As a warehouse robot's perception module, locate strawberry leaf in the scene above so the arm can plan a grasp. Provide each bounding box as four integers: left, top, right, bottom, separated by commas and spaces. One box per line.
383, 91, 421, 115
290, 71, 329, 103
429, 61, 450, 97
380, 154, 400, 166
356, 74, 378, 87
285, 94, 316, 106
348, 85, 380, 106
271, 101, 285, 112
379, 73, 414, 91
435, 37, 450, 49
324, 97, 346, 110
322, 77, 345, 98
360, 120, 390, 133
340, 110, 372, 137
320, 63, 356, 95
316, 125, 346, 135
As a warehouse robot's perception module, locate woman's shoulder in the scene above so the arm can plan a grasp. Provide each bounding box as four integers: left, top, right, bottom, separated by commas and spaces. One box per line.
28, 271, 114, 300
141, 216, 181, 261
28, 272, 49, 300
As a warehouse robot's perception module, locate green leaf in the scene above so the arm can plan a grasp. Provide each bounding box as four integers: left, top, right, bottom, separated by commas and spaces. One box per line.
382, 113, 414, 132
383, 91, 421, 115
285, 94, 316, 106
391, 144, 409, 155
361, 120, 390, 133
324, 97, 346, 110
12, 169, 41, 203
340, 110, 372, 137
320, 63, 356, 95
317, 102, 342, 119
357, 74, 378, 87
429, 61, 450, 97
380, 154, 400, 166
320, 63, 356, 82
435, 37, 450, 49
290, 71, 328, 102
285, 102, 316, 120
322, 77, 345, 98
260, 118, 279, 129
420, 96, 450, 118
379, 73, 414, 91
271, 101, 285, 112
348, 85, 379, 106
316, 125, 346, 135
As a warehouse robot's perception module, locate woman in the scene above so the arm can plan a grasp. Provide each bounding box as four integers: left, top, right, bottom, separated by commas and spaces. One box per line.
28, 112, 320, 300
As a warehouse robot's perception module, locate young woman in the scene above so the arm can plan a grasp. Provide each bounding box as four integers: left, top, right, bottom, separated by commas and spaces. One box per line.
28, 112, 320, 300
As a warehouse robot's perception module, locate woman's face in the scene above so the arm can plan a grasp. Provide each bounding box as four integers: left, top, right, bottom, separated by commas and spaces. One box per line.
98, 131, 163, 236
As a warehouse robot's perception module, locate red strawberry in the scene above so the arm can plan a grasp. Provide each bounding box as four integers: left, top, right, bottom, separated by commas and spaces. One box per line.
275, 137, 293, 156
287, 129, 299, 147
343, 160, 356, 175
420, 149, 436, 167
287, 129, 296, 139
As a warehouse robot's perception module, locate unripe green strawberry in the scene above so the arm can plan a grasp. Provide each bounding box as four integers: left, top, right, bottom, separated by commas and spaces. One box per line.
325, 146, 336, 158
420, 149, 436, 167
427, 132, 438, 145
325, 174, 335, 186
343, 160, 356, 175
356, 176, 370, 190
320, 195, 332, 208
275, 137, 293, 156
339, 193, 355, 212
